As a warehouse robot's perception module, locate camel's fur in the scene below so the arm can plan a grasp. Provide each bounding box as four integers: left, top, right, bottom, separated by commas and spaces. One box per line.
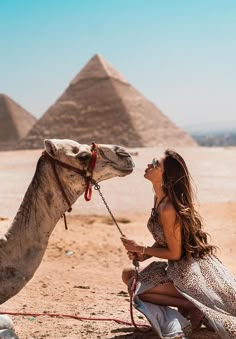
0, 139, 134, 336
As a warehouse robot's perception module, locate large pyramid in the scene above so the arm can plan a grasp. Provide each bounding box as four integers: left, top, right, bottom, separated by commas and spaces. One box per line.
20, 54, 197, 148
0, 94, 36, 150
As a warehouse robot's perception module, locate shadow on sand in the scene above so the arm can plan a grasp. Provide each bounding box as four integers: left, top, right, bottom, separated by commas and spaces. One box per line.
108, 326, 219, 338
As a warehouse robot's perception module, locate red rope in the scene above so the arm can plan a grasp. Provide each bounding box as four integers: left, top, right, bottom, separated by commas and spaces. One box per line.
129, 276, 151, 333
0, 311, 148, 328
84, 180, 93, 201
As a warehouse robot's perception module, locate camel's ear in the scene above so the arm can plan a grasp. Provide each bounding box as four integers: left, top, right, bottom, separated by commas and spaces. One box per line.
44, 139, 58, 157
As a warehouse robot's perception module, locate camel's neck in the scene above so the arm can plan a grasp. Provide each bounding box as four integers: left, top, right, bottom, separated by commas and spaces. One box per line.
0, 157, 85, 304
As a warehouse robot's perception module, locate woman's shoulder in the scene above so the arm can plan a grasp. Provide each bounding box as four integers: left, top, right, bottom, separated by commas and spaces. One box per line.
159, 200, 177, 221
160, 198, 175, 212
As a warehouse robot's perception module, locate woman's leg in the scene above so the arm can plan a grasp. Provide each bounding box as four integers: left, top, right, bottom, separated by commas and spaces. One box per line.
122, 268, 204, 329
140, 282, 204, 330
142, 282, 184, 298
122, 270, 190, 307
122, 266, 135, 285
140, 282, 190, 309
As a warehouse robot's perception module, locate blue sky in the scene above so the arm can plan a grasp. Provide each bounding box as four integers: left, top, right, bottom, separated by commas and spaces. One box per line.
0, 0, 235, 128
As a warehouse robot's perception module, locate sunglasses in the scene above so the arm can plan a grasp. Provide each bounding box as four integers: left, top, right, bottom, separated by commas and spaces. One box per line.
152, 158, 160, 168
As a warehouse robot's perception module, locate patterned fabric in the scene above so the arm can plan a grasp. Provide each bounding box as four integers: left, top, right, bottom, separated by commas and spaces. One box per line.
133, 210, 236, 338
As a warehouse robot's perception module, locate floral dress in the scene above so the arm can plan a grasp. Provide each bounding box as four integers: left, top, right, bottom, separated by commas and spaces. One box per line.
130, 200, 236, 339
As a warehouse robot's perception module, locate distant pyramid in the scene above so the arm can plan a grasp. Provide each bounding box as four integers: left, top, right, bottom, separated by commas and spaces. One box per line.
0, 94, 36, 150
21, 54, 197, 148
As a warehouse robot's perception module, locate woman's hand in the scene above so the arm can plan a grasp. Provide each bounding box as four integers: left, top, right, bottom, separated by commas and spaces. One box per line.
121, 236, 143, 253
127, 251, 147, 262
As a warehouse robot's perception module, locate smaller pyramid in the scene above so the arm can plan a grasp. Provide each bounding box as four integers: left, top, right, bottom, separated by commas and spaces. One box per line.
0, 94, 36, 150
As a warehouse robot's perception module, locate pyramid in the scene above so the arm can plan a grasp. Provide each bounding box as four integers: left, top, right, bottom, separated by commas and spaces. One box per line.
20, 54, 197, 148
0, 94, 36, 150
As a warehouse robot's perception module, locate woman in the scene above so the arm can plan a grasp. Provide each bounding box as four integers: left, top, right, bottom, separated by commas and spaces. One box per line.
121, 149, 236, 339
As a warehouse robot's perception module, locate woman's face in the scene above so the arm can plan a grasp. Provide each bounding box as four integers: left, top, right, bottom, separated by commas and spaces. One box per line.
144, 156, 164, 183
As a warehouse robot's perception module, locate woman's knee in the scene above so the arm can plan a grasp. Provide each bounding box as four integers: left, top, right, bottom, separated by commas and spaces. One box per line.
121, 267, 135, 285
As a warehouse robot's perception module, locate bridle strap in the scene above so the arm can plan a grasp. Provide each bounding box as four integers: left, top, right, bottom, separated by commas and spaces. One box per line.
84, 142, 98, 201
42, 152, 87, 177
41, 143, 98, 228
49, 157, 73, 213
42, 152, 74, 230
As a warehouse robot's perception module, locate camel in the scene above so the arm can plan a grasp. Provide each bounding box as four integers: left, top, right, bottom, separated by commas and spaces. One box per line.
0, 139, 134, 338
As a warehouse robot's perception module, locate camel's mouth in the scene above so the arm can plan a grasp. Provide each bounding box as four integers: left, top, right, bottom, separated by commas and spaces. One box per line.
111, 157, 134, 174
116, 167, 134, 176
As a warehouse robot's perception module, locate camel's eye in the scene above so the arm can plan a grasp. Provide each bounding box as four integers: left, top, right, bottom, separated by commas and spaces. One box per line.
76, 152, 91, 162
72, 146, 79, 154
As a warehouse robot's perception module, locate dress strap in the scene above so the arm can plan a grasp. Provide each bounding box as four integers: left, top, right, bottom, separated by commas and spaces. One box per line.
153, 195, 157, 208
155, 195, 167, 211
151, 195, 167, 221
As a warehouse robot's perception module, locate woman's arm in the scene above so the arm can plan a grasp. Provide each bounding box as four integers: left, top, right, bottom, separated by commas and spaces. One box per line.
145, 205, 182, 260
121, 205, 182, 261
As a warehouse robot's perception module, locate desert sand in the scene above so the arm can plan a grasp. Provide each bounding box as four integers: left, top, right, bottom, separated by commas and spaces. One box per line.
0, 146, 235, 339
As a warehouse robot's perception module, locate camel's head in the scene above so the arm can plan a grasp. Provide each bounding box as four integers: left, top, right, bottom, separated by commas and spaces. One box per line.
44, 139, 134, 182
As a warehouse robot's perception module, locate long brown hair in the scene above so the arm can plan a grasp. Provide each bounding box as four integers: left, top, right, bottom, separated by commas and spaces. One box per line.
162, 149, 216, 259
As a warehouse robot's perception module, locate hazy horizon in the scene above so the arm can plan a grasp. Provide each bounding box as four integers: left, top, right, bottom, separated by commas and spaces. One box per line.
0, 1, 235, 128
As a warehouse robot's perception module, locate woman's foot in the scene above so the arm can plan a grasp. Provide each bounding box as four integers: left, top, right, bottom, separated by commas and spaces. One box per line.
188, 307, 205, 330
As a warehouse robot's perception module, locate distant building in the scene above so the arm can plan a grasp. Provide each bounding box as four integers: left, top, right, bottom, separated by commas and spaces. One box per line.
0, 94, 36, 150
20, 54, 197, 148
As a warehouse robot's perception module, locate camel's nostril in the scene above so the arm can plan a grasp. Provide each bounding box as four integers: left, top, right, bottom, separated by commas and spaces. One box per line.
114, 146, 130, 158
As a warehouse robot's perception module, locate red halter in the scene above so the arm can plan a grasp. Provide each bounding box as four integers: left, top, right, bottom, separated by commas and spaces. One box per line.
84, 142, 98, 201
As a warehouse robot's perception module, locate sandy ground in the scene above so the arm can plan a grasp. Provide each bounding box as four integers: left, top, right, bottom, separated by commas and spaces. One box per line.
0, 146, 236, 339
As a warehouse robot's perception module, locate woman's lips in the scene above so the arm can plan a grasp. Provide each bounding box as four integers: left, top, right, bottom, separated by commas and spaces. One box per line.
145, 167, 152, 174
